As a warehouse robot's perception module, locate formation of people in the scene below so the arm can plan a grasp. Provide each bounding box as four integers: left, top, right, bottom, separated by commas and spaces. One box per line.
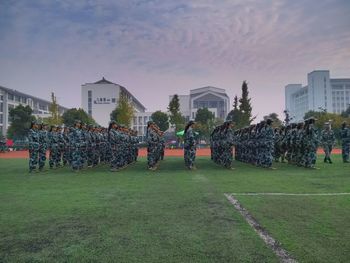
27, 117, 350, 173
27, 120, 139, 173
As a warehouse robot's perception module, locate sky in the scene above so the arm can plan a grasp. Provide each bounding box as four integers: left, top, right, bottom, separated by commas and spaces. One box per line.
0, 0, 349, 120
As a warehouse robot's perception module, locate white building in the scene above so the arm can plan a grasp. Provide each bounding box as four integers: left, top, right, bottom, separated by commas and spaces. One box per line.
81, 77, 146, 127
0, 85, 68, 136
285, 70, 350, 121
169, 86, 230, 121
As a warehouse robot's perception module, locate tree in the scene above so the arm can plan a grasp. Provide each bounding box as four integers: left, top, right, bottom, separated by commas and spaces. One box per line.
238, 81, 253, 127
303, 110, 350, 142
168, 94, 185, 132
195, 108, 215, 140
7, 105, 36, 139
62, 108, 96, 127
226, 95, 241, 125
110, 93, 135, 127
45, 92, 63, 125
263, 113, 283, 128
341, 105, 350, 118
151, 111, 169, 131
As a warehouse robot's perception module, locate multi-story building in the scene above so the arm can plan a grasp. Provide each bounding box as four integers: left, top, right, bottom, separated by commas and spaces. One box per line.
169, 86, 230, 121
81, 77, 147, 127
285, 70, 350, 121
0, 85, 68, 136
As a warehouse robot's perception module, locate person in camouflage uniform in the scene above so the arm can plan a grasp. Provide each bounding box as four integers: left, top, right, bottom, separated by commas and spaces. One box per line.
38, 123, 48, 171
48, 125, 61, 169
69, 120, 84, 171
62, 127, 70, 166
109, 121, 126, 171
87, 125, 96, 168
28, 121, 40, 173
303, 117, 319, 169
146, 121, 160, 170
184, 120, 197, 170
321, 122, 336, 164
220, 120, 236, 169
340, 122, 350, 163
80, 123, 88, 168
260, 118, 275, 169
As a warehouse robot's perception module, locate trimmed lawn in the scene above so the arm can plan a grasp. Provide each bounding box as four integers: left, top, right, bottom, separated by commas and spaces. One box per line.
0, 155, 349, 262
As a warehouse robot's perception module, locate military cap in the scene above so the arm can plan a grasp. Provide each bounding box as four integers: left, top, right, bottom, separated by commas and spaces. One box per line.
74, 120, 81, 124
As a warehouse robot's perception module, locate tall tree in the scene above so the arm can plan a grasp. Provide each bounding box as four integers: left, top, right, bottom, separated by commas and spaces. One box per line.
7, 105, 36, 139
238, 81, 253, 127
151, 111, 169, 131
45, 92, 63, 125
168, 94, 185, 132
110, 93, 135, 127
62, 108, 96, 127
195, 108, 215, 140
226, 95, 241, 125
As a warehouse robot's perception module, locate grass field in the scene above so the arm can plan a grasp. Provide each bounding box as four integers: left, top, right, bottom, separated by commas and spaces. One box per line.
0, 156, 349, 262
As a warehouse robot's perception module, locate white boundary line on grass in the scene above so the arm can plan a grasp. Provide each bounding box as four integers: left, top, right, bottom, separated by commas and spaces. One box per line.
225, 193, 298, 263
229, 193, 350, 196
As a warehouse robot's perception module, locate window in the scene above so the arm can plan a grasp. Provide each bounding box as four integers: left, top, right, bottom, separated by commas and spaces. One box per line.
133, 117, 137, 125
0, 102, 3, 112
0, 95, 3, 101
88, 90, 92, 97
138, 116, 142, 124
112, 98, 116, 103
22, 97, 27, 103
0, 114, 3, 124
8, 93, 14, 100
144, 116, 147, 123
15, 95, 20, 102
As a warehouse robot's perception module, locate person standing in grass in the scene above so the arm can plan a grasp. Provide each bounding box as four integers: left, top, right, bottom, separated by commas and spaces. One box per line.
28, 121, 40, 173
321, 122, 336, 164
184, 120, 197, 170
38, 123, 48, 171
340, 121, 350, 163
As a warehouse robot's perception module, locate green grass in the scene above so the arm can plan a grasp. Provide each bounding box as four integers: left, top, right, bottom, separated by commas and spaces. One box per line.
0, 155, 349, 262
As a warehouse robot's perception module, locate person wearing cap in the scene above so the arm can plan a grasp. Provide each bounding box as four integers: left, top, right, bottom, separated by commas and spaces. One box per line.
220, 120, 236, 169
303, 117, 319, 169
38, 123, 49, 171
321, 122, 336, 164
80, 123, 88, 168
146, 121, 159, 170
340, 121, 350, 163
28, 121, 40, 173
69, 120, 83, 171
62, 126, 70, 166
109, 121, 125, 171
48, 125, 60, 169
184, 120, 197, 170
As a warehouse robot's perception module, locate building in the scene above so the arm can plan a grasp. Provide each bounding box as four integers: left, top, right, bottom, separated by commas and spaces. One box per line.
285, 70, 350, 121
81, 77, 147, 127
132, 111, 153, 140
169, 86, 230, 121
0, 85, 68, 136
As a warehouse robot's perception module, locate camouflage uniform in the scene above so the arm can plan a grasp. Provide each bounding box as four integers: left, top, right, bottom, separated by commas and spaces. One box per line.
48, 130, 61, 168
321, 127, 336, 163
38, 127, 48, 170
340, 126, 350, 163
28, 128, 40, 172
147, 127, 159, 169
69, 126, 84, 170
109, 127, 125, 169
184, 127, 196, 169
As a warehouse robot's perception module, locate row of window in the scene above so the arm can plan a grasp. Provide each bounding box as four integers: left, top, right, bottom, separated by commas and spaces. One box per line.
133, 116, 151, 125
7, 93, 28, 103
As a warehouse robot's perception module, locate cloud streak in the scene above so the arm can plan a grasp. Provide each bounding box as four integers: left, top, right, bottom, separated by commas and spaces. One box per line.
0, 0, 349, 118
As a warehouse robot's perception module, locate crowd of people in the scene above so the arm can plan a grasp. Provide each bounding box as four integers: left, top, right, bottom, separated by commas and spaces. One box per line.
27, 117, 350, 173
27, 120, 139, 173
